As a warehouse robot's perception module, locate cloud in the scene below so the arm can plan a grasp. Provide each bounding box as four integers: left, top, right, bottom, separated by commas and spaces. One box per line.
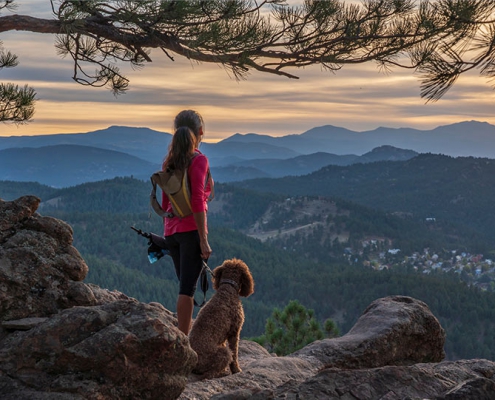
2, 2, 495, 140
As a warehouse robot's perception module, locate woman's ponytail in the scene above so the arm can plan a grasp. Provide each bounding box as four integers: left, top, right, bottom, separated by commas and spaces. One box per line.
163, 126, 196, 171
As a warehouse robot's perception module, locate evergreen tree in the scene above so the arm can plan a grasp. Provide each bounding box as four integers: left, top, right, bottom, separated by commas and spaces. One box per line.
251, 300, 340, 356
0, 41, 36, 123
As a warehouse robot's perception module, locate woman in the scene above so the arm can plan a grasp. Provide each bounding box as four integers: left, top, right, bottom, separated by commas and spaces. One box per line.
162, 110, 213, 335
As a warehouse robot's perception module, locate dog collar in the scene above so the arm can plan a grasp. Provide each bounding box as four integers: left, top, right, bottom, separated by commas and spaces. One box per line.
220, 279, 239, 290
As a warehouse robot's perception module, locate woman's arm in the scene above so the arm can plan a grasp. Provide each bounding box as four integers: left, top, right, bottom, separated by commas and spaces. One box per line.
190, 154, 212, 259
193, 211, 212, 260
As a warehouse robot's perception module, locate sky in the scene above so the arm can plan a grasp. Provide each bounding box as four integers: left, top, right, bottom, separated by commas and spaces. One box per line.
2, 1, 495, 142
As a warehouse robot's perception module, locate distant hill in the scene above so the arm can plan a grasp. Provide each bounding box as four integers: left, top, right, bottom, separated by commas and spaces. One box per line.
221, 120, 495, 158
0, 181, 59, 202
2, 121, 495, 167
235, 153, 495, 241
203, 140, 300, 161
224, 152, 359, 179
359, 145, 418, 163
0, 125, 420, 185
211, 165, 271, 182
0, 145, 157, 187
2, 121, 495, 186
0, 126, 173, 164
222, 126, 358, 154
216, 146, 418, 180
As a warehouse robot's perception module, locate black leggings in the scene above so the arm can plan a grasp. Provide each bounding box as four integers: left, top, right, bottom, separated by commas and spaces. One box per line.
165, 230, 203, 297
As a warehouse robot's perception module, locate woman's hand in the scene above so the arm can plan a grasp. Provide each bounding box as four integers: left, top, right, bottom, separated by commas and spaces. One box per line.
200, 238, 212, 260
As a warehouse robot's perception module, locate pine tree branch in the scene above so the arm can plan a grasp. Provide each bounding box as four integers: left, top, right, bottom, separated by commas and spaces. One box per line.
2, 1, 495, 103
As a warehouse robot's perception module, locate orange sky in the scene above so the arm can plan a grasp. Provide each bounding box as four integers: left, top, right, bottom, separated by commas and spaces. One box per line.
2, 1, 495, 142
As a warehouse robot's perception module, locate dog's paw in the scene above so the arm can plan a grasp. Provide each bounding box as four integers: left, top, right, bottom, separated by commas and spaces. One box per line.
200, 369, 231, 380
230, 364, 242, 374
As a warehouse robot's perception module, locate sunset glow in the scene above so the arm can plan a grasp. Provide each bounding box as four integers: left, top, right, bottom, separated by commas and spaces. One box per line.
2, 2, 495, 140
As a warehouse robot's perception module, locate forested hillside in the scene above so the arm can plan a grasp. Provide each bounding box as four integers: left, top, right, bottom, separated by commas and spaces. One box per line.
245, 196, 491, 259
235, 153, 495, 241
2, 177, 495, 360
0, 181, 59, 202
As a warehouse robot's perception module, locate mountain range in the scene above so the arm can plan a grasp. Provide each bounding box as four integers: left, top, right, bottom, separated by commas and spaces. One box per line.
223, 120, 495, 158
1, 120, 494, 187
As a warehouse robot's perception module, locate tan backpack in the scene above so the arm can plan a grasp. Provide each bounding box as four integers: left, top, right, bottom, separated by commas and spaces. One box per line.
150, 155, 213, 218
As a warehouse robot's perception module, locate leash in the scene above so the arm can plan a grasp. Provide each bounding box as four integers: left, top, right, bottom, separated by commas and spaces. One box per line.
202, 259, 214, 276
194, 259, 214, 308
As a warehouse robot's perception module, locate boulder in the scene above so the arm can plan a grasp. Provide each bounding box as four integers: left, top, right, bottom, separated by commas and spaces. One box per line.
0, 300, 196, 399
181, 345, 495, 400
0, 195, 89, 321
268, 359, 495, 400
293, 295, 446, 368
0, 196, 197, 399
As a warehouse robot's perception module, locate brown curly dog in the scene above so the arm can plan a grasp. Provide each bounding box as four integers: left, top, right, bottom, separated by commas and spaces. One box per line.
188, 258, 254, 379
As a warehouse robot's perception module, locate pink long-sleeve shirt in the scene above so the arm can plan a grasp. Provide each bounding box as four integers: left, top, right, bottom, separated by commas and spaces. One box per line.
162, 150, 212, 236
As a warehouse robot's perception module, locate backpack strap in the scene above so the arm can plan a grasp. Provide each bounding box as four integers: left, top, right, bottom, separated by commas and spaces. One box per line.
150, 174, 174, 218
206, 168, 215, 201
193, 150, 214, 201
150, 152, 213, 218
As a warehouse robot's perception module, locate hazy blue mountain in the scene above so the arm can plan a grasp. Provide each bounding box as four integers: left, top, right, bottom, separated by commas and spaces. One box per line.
205, 155, 249, 168
359, 145, 419, 163
211, 152, 358, 181
0, 126, 299, 165
210, 165, 271, 182
222, 126, 358, 154
231, 152, 359, 175
2, 121, 495, 163
0, 144, 157, 187
222, 120, 495, 158
0, 126, 172, 164
2, 121, 494, 186
214, 146, 418, 181
201, 140, 300, 162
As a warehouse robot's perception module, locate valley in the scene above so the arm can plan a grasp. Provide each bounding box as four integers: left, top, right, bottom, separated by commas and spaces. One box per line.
2, 121, 495, 361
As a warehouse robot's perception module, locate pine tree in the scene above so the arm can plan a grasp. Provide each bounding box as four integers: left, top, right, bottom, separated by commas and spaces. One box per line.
251, 300, 340, 356
0, 41, 36, 123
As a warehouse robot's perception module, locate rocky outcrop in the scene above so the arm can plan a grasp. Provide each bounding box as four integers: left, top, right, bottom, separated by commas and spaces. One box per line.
292, 295, 446, 368
180, 297, 492, 399
0, 195, 117, 322
1, 195, 495, 400
180, 355, 495, 399
0, 196, 197, 399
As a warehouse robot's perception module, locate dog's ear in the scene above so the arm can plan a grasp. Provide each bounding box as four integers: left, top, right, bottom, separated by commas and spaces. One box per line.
239, 261, 254, 298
